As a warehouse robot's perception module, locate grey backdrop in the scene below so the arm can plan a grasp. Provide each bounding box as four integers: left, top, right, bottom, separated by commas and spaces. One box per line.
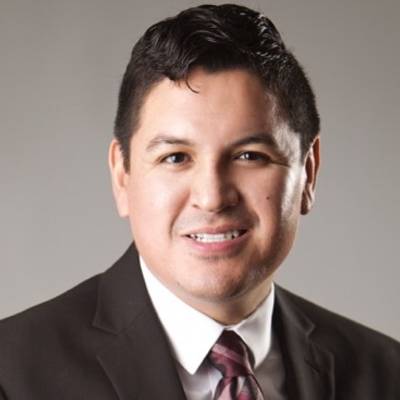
1, 0, 399, 340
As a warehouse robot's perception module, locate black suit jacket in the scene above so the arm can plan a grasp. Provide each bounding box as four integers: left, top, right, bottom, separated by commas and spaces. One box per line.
0, 244, 399, 399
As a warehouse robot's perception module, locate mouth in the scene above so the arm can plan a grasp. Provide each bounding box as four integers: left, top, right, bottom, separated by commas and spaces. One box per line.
185, 229, 248, 243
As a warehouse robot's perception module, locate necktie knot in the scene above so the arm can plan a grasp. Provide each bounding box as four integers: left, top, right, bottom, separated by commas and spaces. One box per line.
209, 330, 254, 378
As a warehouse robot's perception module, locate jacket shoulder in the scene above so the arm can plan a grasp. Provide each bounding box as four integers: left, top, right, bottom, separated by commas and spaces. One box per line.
276, 285, 400, 365
0, 275, 102, 381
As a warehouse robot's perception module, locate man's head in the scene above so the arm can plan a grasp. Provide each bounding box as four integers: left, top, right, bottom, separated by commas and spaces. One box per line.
114, 4, 319, 171
109, 4, 320, 324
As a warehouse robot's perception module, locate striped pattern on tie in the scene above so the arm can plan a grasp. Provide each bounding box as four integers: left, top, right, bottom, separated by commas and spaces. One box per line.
208, 330, 264, 400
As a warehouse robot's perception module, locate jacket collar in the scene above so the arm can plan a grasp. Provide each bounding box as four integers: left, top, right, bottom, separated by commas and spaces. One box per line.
92, 244, 186, 400
274, 286, 335, 400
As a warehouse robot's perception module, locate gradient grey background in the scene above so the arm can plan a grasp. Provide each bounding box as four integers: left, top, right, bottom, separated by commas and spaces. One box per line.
1, 0, 399, 341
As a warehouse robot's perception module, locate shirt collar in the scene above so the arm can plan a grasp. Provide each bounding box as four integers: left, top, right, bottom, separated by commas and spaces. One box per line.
140, 257, 275, 374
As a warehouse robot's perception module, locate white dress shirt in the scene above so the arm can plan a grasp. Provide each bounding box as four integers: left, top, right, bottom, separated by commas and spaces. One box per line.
140, 258, 286, 399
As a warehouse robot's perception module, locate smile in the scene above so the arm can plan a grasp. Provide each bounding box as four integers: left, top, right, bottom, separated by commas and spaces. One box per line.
187, 230, 246, 243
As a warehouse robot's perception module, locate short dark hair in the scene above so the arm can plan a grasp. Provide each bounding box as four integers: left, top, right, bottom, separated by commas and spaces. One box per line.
114, 4, 320, 170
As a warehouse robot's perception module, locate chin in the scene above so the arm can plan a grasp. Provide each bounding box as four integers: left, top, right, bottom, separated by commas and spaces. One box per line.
178, 267, 266, 304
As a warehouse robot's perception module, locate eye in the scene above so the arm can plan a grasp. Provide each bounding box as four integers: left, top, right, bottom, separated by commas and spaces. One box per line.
236, 151, 269, 162
161, 152, 190, 164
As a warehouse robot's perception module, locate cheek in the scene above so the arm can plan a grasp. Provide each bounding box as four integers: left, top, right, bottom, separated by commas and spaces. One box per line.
127, 173, 188, 232
280, 169, 304, 220
246, 169, 302, 224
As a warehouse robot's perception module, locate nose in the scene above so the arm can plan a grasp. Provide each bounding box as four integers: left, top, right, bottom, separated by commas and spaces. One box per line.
190, 163, 240, 213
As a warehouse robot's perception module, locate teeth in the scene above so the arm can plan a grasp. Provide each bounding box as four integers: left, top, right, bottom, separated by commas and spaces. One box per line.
189, 230, 241, 243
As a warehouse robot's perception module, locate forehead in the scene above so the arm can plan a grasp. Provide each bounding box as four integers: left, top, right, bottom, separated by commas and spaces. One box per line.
140, 68, 274, 127
132, 68, 300, 159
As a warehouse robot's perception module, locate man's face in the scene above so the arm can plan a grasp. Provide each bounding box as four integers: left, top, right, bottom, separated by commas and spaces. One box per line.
110, 68, 318, 322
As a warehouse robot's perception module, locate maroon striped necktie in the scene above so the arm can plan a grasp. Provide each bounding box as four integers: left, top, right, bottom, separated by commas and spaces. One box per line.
208, 330, 264, 400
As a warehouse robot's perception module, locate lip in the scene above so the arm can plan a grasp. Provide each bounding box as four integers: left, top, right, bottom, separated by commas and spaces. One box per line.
181, 225, 250, 254
182, 224, 249, 236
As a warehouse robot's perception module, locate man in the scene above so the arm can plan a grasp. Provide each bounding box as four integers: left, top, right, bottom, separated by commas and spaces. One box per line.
0, 4, 399, 399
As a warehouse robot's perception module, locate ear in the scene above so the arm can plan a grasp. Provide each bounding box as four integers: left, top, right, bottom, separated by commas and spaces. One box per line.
301, 136, 320, 215
108, 139, 130, 217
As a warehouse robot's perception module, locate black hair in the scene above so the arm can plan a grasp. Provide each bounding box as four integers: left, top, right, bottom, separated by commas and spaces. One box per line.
114, 4, 320, 170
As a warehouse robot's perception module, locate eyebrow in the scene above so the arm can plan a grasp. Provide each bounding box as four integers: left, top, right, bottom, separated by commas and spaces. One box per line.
145, 132, 278, 152
230, 133, 278, 150
145, 135, 195, 152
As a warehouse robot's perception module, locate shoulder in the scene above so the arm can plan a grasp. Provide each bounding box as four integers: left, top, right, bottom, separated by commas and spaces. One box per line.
0, 269, 134, 398
275, 286, 400, 397
275, 285, 400, 364
0, 274, 103, 381
0, 273, 100, 337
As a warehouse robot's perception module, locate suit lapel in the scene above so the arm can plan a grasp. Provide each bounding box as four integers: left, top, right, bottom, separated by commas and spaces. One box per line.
92, 245, 186, 400
274, 286, 335, 400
